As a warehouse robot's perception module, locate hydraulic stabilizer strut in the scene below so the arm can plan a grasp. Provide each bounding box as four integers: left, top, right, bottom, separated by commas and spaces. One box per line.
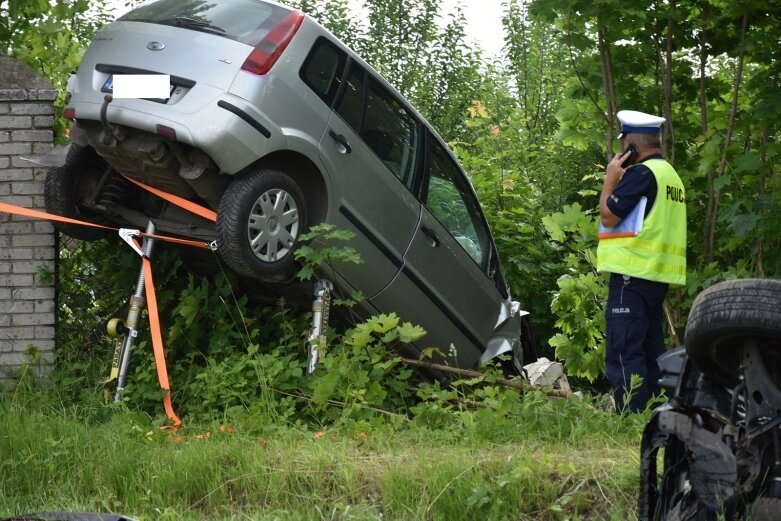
113, 221, 157, 402
307, 279, 333, 374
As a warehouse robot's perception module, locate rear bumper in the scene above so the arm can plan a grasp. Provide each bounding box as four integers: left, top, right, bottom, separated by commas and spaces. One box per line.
67, 90, 282, 174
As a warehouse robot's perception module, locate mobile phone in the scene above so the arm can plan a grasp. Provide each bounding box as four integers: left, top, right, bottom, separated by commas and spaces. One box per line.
621, 143, 639, 168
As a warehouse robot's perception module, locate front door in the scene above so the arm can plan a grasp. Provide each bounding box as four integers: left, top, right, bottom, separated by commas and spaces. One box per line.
370, 133, 505, 368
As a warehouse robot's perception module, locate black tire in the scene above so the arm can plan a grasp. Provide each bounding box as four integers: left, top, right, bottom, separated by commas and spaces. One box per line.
44, 144, 113, 241
216, 168, 307, 281
653, 438, 717, 521
684, 279, 781, 387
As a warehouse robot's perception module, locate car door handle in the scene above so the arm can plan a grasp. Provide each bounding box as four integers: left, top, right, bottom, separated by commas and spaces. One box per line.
328, 130, 351, 154
421, 226, 440, 248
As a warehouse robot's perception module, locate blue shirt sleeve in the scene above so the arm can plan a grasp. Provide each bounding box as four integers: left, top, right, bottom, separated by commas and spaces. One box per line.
606, 164, 657, 219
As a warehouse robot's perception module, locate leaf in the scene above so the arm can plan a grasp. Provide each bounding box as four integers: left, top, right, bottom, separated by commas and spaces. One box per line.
542, 215, 566, 242
730, 213, 759, 235
713, 175, 731, 191
347, 325, 373, 348
370, 313, 399, 334
733, 152, 761, 174
468, 100, 488, 118
419, 347, 445, 360
397, 322, 426, 343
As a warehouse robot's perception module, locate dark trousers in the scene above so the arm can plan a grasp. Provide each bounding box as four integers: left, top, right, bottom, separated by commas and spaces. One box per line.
605, 273, 668, 412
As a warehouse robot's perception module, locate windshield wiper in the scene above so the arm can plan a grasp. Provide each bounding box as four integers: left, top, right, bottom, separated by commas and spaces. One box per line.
172, 16, 225, 34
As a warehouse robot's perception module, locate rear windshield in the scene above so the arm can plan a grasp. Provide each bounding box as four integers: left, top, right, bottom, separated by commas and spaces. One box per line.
118, 0, 292, 46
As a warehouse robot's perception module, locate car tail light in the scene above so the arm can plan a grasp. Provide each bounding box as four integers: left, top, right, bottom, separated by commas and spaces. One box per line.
240, 10, 304, 76
63, 108, 76, 120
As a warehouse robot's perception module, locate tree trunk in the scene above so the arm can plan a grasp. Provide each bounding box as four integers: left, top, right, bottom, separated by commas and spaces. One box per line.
701, 4, 715, 262
664, 1, 676, 163
597, 8, 617, 160
706, 11, 749, 261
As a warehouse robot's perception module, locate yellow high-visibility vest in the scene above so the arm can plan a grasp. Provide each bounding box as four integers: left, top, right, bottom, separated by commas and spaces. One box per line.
596, 159, 687, 286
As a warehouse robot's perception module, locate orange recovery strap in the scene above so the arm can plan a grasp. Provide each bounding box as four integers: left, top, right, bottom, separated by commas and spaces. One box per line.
0, 181, 217, 430
122, 175, 217, 222
142, 253, 183, 429
0, 201, 210, 250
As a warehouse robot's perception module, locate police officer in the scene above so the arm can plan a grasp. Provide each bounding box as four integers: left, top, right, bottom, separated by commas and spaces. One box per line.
596, 110, 687, 412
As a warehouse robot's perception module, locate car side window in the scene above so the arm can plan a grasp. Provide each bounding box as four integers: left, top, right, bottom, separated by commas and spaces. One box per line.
335, 64, 366, 132
300, 38, 347, 106
425, 136, 491, 272
335, 64, 418, 189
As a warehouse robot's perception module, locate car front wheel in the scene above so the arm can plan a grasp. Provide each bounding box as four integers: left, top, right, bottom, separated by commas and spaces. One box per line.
216, 168, 307, 281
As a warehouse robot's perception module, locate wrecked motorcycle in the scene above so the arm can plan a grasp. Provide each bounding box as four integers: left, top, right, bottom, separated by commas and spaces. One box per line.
640, 278, 781, 520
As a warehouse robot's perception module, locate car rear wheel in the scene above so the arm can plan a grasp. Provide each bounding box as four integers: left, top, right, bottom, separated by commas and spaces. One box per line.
216, 168, 307, 281
684, 278, 781, 387
44, 144, 114, 241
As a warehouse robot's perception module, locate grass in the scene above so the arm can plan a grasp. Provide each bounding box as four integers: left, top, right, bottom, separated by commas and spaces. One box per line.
0, 388, 647, 521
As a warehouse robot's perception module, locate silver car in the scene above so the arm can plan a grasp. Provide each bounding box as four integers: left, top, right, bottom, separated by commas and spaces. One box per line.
48, 0, 536, 374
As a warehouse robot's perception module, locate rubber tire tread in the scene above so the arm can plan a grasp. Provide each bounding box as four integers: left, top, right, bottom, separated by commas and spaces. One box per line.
43, 144, 112, 241
656, 438, 715, 521
684, 278, 781, 386
216, 168, 307, 281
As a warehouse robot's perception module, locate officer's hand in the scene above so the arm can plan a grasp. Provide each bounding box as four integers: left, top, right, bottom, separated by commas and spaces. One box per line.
606, 149, 630, 184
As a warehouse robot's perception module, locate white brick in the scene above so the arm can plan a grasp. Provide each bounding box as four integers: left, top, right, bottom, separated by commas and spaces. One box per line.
10, 103, 54, 116
12, 313, 54, 326
12, 234, 52, 247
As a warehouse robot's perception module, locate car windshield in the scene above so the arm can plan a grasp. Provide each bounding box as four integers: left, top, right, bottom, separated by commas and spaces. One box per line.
119, 0, 291, 46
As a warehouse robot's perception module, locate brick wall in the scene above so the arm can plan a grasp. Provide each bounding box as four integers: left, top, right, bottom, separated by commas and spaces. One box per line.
0, 58, 58, 387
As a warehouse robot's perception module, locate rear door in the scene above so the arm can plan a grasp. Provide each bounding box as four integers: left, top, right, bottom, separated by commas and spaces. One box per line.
318, 61, 422, 298
370, 133, 505, 367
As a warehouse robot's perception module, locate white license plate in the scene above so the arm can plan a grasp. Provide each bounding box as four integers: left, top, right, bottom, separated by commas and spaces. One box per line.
101, 75, 176, 98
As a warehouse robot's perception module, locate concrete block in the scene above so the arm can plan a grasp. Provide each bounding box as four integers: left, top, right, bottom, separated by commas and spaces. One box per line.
13, 313, 55, 326
10, 103, 54, 116
13, 261, 50, 275
0, 274, 34, 286
0, 142, 32, 155
32, 116, 54, 128
12, 234, 53, 247
0, 89, 28, 101
0, 325, 36, 339
0, 352, 27, 367
12, 339, 54, 352
0, 300, 35, 314
36, 90, 59, 101
34, 301, 55, 314
34, 221, 55, 234
0, 130, 9, 142
0, 195, 33, 207
12, 287, 55, 300
0, 169, 33, 182
0, 115, 32, 129
11, 129, 53, 142
523, 357, 572, 394
1, 222, 33, 235
33, 247, 56, 260
32, 142, 52, 155
11, 181, 43, 196
0, 248, 33, 260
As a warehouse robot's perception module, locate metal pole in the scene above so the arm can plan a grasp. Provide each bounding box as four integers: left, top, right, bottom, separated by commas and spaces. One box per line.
114, 221, 156, 402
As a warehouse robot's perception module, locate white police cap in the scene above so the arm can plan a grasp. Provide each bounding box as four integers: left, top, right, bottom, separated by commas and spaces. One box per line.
617, 110, 665, 138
